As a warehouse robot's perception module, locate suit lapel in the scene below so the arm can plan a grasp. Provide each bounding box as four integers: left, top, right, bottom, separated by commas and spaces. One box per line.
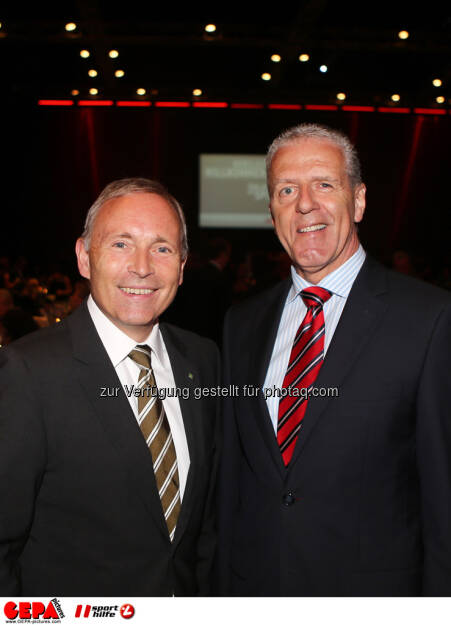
289, 257, 389, 467
247, 280, 291, 479
159, 323, 201, 546
68, 303, 169, 540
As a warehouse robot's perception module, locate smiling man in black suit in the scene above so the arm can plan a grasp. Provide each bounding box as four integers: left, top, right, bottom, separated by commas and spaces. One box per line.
217, 124, 451, 596
0, 178, 219, 596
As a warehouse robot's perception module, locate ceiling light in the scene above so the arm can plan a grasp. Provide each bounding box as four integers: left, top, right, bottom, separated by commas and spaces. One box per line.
271, 54, 281, 63
136, 88, 146, 96
391, 94, 401, 102
205, 24, 216, 33
65, 22, 77, 32
398, 30, 409, 40
336, 92, 346, 101
436, 96, 445, 104
193, 89, 202, 96
261, 73, 271, 81
319, 65, 328, 73
115, 69, 125, 78
80, 50, 90, 58
0, 23, 3, 30
432, 78, 442, 87
299, 54, 310, 62
71, 89, 80, 96
109, 50, 119, 59
89, 88, 98, 95
88, 69, 97, 78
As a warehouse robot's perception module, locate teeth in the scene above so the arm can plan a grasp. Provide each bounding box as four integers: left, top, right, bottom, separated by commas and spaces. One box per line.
120, 287, 154, 295
299, 224, 326, 233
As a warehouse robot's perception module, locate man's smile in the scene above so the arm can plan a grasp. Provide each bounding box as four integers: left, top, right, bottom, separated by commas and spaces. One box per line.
297, 224, 327, 233
119, 287, 156, 295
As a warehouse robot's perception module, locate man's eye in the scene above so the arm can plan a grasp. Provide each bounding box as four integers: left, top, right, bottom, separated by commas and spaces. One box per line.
320, 182, 332, 189
156, 246, 170, 253
113, 242, 127, 248
280, 187, 294, 196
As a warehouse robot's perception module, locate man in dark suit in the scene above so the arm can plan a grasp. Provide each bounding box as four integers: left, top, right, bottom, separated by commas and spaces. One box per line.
0, 178, 219, 596
168, 237, 232, 346
217, 124, 451, 596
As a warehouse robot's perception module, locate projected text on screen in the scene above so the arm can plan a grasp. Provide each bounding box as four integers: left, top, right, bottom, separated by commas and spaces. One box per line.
199, 154, 272, 228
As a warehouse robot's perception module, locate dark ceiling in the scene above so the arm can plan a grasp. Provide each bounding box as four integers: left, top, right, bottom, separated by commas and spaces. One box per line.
1, 1, 450, 107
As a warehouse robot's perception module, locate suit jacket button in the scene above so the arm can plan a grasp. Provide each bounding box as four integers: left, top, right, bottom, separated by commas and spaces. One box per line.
283, 492, 295, 506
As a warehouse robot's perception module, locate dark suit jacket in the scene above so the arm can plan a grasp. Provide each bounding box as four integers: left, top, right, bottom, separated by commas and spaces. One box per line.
217, 256, 451, 596
0, 302, 220, 596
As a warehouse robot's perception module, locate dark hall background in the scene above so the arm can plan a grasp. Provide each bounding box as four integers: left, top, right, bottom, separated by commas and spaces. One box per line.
2, 104, 450, 270
1, 1, 450, 343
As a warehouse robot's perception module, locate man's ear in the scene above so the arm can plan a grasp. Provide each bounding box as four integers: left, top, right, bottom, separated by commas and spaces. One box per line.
354, 183, 366, 223
75, 238, 91, 280
269, 203, 275, 227
178, 258, 187, 286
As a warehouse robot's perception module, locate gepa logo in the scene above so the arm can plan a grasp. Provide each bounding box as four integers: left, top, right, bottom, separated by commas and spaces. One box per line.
4, 599, 64, 621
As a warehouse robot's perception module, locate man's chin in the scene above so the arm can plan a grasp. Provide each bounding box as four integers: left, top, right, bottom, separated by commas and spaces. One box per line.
111, 316, 158, 340
293, 254, 328, 273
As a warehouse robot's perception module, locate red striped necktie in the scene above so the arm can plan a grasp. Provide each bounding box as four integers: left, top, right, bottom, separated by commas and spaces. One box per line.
277, 286, 332, 466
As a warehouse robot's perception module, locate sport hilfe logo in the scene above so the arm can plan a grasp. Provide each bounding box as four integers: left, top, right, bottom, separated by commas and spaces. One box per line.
75, 604, 134, 619
4, 600, 64, 621
119, 605, 134, 619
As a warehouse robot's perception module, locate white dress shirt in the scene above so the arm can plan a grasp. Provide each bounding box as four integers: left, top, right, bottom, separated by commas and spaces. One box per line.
264, 245, 366, 432
87, 296, 190, 499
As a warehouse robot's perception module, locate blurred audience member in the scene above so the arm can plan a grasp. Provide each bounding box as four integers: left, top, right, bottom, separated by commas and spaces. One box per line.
0, 289, 14, 319
68, 279, 90, 312
165, 237, 232, 345
47, 272, 72, 299
392, 250, 417, 276
0, 258, 9, 288
232, 257, 254, 302
0, 308, 39, 346
16, 278, 47, 317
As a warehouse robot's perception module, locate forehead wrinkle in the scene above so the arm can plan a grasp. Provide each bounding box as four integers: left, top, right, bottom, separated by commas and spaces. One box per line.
100, 229, 174, 243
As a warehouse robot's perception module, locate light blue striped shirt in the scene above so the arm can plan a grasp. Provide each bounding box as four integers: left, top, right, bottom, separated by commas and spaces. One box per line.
264, 245, 366, 432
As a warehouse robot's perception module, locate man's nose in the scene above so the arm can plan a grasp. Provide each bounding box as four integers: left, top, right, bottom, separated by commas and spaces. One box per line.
128, 248, 154, 277
295, 186, 318, 214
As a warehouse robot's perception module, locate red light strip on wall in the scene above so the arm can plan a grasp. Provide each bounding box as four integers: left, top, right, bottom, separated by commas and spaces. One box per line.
413, 108, 446, 115
116, 101, 151, 107
38, 100, 74, 106
377, 107, 410, 114
36, 100, 449, 115
342, 105, 375, 112
230, 103, 264, 109
268, 104, 302, 110
305, 104, 338, 111
78, 100, 114, 106
192, 102, 228, 108
154, 101, 190, 108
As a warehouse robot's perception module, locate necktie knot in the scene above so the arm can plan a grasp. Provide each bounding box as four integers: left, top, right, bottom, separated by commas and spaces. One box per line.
128, 345, 152, 370
301, 287, 332, 309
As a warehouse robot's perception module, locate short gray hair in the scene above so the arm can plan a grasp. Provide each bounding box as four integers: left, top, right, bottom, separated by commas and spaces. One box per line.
266, 123, 362, 189
81, 177, 188, 260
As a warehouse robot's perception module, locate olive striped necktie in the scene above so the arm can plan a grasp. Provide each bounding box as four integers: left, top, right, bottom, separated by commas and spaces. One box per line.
129, 345, 181, 541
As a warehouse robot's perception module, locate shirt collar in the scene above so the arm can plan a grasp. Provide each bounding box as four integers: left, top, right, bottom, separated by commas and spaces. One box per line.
287, 244, 366, 303
87, 295, 162, 367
